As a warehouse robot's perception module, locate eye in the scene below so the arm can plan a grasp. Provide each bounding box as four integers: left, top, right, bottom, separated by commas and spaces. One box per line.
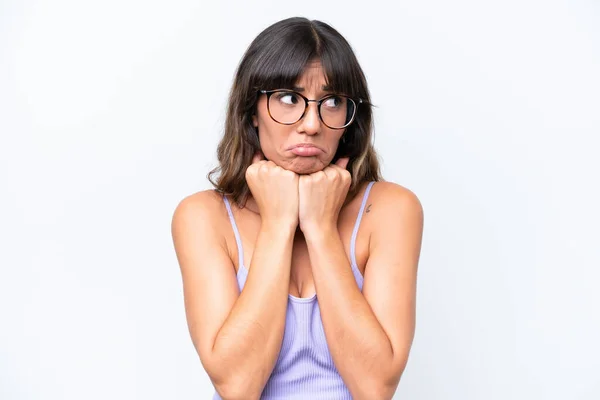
322, 95, 344, 109
275, 92, 300, 105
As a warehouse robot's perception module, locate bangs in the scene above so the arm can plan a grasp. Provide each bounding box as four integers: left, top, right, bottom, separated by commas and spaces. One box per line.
319, 41, 363, 98
249, 24, 362, 98
213, 17, 380, 206
252, 46, 312, 91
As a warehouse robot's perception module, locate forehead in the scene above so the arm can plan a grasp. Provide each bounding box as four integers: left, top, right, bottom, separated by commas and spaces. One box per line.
294, 60, 327, 89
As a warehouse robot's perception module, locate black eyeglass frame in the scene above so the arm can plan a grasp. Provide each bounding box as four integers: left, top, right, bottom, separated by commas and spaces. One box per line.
258, 89, 363, 130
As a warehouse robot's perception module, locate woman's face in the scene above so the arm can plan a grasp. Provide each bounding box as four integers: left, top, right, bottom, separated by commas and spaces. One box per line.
252, 60, 346, 175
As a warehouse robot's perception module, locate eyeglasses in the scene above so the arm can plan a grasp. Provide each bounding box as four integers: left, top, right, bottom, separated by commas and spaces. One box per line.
259, 89, 362, 130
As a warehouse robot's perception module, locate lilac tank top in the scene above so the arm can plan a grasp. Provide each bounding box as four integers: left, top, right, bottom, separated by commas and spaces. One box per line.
214, 181, 375, 399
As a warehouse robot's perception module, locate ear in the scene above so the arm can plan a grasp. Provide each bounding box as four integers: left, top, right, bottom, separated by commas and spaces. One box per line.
252, 114, 258, 127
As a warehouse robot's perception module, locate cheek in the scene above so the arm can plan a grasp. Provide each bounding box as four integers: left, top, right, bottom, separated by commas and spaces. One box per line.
256, 121, 289, 156
254, 97, 271, 127
328, 131, 345, 148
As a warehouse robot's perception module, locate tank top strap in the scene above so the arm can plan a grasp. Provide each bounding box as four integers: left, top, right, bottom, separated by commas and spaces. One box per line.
222, 195, 244, 269
350, 181, 376, 270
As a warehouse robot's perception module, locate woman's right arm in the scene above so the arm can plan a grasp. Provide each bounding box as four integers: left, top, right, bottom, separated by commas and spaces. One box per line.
171, 191, 295, 400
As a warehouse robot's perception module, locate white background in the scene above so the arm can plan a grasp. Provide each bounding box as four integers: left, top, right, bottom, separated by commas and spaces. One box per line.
1, 0, 599, 399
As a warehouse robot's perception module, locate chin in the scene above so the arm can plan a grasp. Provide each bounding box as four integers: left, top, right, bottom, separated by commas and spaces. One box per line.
292, 166, 321, 175
283, 157, 328, 175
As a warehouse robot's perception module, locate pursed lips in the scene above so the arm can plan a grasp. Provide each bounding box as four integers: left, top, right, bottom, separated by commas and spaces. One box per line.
287, 143, 324, 156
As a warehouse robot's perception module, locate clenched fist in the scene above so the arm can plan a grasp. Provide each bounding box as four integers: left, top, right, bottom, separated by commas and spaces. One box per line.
298, 157, 351, 235
245, 152, 300, 230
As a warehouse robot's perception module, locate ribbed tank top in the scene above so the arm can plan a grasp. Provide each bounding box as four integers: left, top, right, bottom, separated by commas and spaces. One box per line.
214, 181, 375, 400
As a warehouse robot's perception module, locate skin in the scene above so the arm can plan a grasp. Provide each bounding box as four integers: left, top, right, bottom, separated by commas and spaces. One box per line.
171, 60, 424, 399
251, 60, 345, 176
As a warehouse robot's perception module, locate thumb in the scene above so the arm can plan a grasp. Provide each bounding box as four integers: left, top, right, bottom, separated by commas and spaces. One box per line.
334, 157, 350, 170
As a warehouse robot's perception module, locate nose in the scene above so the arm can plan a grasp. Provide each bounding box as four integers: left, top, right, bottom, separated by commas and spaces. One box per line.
297, 101, 321, 135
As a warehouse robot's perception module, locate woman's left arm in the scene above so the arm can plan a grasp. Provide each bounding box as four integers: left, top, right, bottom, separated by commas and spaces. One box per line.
304, 182, 424, 400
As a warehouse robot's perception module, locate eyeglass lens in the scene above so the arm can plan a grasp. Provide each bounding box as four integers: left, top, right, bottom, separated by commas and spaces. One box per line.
267, 91, 356, 129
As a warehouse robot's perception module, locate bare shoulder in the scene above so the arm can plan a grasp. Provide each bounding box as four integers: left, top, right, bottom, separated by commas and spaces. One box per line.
368, 181, 424, 227
363, 182, 424, 276
170, 190, 243, 374
171, 190, 229, 267
171, 189, 226, 232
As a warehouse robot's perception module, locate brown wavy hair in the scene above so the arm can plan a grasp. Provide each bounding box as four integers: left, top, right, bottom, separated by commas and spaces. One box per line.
208, 17, 382, 208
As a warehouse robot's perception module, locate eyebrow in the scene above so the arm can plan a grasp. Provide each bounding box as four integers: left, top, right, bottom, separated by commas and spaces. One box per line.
292, 85, 333, 92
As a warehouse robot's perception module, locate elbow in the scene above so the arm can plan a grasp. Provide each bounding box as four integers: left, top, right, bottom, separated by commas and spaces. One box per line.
204, 351, 264, 399
359, 376, 405, 400
214, 387, 257, 400
378, 380, 402, 400
210, 368, 263, 400
355, 359, 408, 400
213, 380, 261, 400
355, 381, 398, 400
204, 351, 268, 400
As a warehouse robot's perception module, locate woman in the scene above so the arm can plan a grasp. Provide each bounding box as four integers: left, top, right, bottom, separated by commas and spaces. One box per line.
171, 17, 424, 400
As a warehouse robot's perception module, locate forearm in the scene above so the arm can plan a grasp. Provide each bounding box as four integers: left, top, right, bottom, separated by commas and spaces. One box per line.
305, 227, 399, 399
211, 223, 295, 398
